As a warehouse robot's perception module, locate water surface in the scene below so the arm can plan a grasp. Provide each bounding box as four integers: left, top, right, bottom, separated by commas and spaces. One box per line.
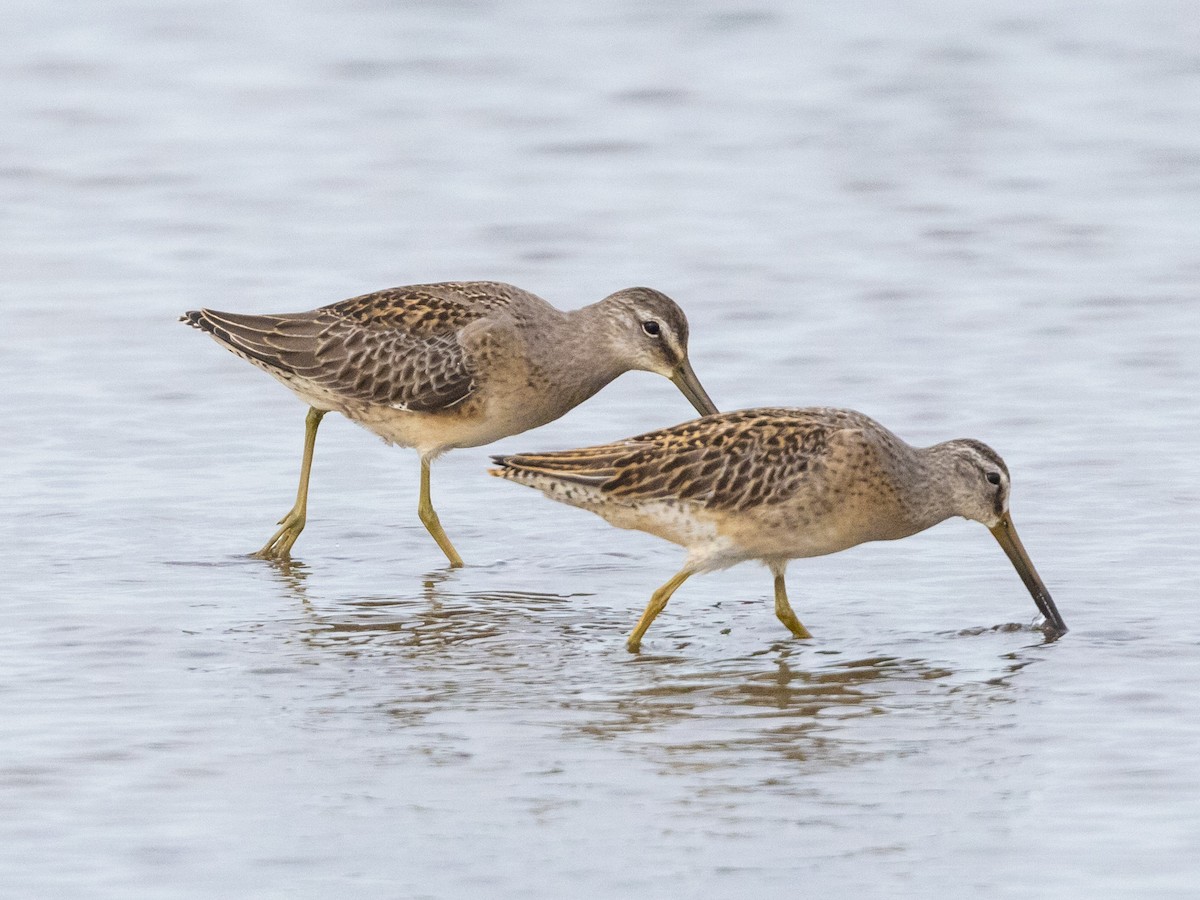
3, 1, 1199, 897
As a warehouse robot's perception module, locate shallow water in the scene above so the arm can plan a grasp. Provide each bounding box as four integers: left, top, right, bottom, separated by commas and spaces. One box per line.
3, 1, 1200, 897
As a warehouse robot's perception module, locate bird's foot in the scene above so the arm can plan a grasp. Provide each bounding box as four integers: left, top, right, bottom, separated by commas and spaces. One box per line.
251, 508, 306, 559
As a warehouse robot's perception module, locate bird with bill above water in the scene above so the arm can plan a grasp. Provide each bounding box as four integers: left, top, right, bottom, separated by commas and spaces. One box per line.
490, 406, 1067, 650
182, 281, 718, 564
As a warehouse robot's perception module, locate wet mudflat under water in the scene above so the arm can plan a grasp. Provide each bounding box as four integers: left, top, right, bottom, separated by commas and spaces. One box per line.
3, 1, 1199, 897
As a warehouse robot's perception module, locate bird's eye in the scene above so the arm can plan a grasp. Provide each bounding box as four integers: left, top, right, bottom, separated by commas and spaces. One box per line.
641, 320, 661, 337
986, 472, 1001, 486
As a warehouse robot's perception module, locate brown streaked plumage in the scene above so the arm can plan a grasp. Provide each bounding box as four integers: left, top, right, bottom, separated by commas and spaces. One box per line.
182, 281, 718, 563
490, 407, 1067, 649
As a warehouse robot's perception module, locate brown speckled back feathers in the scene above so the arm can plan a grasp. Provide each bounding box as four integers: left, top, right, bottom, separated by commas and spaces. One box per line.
181, 281, 536, 412
492, 407, 880, 512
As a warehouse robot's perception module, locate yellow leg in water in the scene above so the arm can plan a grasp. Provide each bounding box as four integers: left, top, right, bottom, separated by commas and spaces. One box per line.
418, 456, 464, 568
773, 572, 813, 639
254, 407, 325, 559
627, 568, 693, 652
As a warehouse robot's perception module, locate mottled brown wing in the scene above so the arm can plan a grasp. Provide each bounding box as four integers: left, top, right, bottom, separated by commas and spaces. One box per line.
186, 305, 476, 411
323, 282, 521, 335
496, 408, 846, 511
185, 282, 537, 410
306, 315, 476, 410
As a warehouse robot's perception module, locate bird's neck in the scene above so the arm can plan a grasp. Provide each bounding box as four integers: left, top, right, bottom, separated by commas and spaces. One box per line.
905, 443, 971, 528
534, 303, 629, 410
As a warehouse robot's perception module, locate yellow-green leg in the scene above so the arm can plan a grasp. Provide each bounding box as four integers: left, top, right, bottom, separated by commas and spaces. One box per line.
627, 568, 693, 652
418, 457, 464, 568
774, 572, 813, 639
254, 407, 325, 559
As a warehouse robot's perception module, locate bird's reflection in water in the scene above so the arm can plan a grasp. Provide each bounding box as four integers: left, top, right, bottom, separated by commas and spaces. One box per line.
260, 558, 1044, 771
572, 651, 939, 765
568, 633, 1046, 771
262, 556, 593, 654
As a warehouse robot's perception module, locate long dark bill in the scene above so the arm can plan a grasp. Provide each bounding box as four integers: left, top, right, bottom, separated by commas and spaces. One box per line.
671, 358, 719, 417
989, 516, 1068, 638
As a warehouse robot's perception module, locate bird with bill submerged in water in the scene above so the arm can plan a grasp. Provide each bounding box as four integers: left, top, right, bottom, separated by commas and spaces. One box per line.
491, 406, 1068, 650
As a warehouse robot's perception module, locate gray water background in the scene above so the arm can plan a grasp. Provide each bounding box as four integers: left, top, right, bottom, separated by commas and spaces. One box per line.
2, 1, 1199, 897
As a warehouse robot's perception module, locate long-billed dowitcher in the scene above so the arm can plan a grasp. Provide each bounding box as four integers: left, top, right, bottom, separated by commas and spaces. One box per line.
490, 407, 1067, 649
182, 281, 718, 564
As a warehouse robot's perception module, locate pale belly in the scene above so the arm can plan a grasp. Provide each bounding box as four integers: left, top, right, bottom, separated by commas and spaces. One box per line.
715, 500, 918, 561
264, 365, 554, 455
522, 475, 911, 570
590, 498, 750, 571
348, 398, 534, 455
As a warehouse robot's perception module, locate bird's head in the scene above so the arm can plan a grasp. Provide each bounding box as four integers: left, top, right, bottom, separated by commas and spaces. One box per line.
598, 286, 718, 417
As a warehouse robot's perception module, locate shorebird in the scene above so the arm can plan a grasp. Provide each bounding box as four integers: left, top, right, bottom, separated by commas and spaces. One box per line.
182, 281, 718, 564
490, 407, 1067, 649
